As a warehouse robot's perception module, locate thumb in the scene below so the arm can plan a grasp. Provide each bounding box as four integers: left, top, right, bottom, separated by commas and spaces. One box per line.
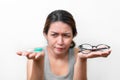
35, 51, 45, 59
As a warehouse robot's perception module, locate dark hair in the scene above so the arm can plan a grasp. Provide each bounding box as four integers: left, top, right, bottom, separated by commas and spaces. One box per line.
43, 10, 77, 48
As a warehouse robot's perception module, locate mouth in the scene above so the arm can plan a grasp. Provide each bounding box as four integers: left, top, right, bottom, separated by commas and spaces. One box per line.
55, 47, 65, 51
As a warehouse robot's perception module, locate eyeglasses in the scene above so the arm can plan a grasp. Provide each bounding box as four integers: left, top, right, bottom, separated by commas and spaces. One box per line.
78, 44, 110, 54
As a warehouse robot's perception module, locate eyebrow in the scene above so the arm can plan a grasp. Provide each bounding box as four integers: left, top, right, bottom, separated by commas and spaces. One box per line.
50, 31, 71, 34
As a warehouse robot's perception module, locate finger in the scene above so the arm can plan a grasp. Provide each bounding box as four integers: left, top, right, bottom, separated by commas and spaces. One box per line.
78, 52, 88, 59
101, 50, 111, 57
16, 51, 32, 56
21, 51, 31, 56
87, 53, 101, 58
108, 49, 112, 55
28, 52, 36, 59
35, 51, 44, 59
16, 51, 23, 56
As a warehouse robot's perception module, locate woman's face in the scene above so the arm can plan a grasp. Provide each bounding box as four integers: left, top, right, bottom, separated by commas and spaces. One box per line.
44, 21, 73, 55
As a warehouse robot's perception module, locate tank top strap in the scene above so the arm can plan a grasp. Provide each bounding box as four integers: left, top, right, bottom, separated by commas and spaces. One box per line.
69, 47, 75, 69
68, 48, 75, 78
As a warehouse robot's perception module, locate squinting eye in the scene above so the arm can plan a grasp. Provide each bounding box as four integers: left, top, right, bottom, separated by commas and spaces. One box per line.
51, 34, 58, 37
63, 34, 71, 38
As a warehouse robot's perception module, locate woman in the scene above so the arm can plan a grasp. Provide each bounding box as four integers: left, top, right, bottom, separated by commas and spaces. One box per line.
17, 10, 111, 80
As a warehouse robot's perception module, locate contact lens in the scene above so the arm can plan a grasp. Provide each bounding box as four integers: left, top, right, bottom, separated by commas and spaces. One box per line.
34, 47, 43, 52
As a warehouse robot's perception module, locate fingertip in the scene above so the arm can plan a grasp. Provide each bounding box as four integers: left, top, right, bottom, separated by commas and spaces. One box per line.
41, 51, 45, 56
108, 48, 112, 51
35, 55, 39, 59
16, 51, 22, 56
35, 53, 41, 59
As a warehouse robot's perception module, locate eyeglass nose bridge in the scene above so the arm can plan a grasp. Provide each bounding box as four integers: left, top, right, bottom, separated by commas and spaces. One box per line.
92, 46, 97, 49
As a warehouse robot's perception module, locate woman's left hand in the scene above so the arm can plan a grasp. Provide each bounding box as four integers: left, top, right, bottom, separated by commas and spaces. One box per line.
77, 49, 111, 59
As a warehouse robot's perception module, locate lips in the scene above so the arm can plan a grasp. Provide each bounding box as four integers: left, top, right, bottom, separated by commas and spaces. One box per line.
56, 47, 64, 51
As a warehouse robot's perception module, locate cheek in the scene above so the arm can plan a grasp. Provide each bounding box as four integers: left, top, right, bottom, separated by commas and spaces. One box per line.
47, 37, 56, 45
64, 39, 72, 46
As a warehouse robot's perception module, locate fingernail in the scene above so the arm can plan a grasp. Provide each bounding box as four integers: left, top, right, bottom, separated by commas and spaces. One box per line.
35, 55, 38, 59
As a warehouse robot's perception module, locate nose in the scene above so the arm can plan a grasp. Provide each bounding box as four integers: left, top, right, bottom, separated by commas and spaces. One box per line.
57, 36, 64, 45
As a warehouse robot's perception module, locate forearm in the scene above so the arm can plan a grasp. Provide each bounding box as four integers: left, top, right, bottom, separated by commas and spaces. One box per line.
73, 57, 87, 80
27, 58, 44, 80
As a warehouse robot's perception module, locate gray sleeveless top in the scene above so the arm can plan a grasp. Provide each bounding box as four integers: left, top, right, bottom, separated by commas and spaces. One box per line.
44, 47, 75, 80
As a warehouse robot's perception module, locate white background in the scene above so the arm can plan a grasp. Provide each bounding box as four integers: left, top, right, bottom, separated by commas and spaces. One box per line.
0, 0, 120, 80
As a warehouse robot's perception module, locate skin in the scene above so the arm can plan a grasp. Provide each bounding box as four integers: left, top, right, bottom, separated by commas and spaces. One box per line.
17, 21, 111, 80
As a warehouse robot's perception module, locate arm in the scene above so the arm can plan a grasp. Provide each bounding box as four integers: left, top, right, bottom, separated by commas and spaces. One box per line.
17, 51, 44, 80
73, 57, 87, 80
27, 58, 44, 80
73, 48, 111, 80
73, 48, 87, 80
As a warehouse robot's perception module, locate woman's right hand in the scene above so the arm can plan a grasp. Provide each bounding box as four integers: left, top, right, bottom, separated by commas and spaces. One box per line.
17, 49, 45, 80
16, 50, 45, 60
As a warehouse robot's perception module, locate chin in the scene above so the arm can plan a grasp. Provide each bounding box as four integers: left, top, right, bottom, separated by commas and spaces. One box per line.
54, 49, 67, 55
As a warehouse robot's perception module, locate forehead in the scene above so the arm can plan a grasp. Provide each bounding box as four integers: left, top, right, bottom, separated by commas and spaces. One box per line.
49, 21, 72, 33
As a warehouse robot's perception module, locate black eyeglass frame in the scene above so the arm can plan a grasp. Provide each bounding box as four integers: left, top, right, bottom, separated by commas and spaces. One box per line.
78, 43, 110, 54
